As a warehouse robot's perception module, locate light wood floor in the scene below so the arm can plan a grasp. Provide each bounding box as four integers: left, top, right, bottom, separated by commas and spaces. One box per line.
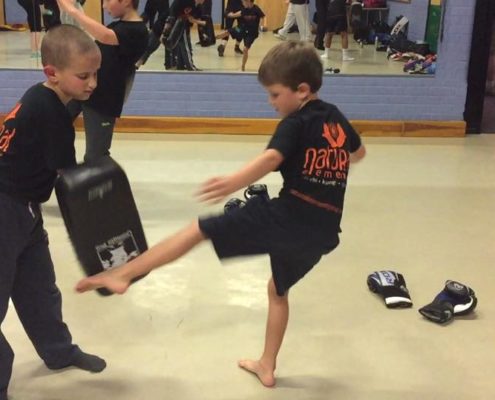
4, 133, 495, 400
0, 29, 406, 75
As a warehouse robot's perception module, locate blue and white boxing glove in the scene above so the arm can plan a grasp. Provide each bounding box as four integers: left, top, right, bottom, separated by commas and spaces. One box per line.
367, 270, 413, 308
419, 280, 477, 324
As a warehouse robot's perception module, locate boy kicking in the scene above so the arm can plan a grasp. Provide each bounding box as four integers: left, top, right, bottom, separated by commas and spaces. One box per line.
216, 0, 265, 71
76, 41, 366, 387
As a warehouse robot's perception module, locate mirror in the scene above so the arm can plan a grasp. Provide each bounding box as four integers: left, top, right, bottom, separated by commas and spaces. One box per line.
0, 0, 438, 76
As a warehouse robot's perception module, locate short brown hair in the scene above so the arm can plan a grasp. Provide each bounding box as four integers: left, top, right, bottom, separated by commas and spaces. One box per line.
41, 24, 99, 69
258, 41, 323, 93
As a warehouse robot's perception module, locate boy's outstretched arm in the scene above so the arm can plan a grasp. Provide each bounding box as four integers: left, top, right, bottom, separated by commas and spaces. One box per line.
57, 0, 119, 45
198, 149, 283, 203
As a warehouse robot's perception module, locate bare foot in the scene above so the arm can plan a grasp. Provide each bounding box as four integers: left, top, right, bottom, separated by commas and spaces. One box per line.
238, 359, 275, 387
75, 269, 130, 294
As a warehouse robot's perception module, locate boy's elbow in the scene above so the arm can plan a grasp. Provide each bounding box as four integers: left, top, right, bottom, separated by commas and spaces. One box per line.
101, 30, 119, 46
350, 145, 366, 163
265, 149, 284, 170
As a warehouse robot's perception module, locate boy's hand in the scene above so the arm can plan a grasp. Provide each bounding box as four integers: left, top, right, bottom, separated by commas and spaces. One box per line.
57, 0, 77, 13
197, 176, 234, 204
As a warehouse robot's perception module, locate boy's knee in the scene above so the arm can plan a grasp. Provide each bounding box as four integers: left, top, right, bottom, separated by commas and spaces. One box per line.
267, 278, 287, 300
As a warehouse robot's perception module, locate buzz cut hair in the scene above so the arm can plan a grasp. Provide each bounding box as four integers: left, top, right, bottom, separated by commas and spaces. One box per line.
41, 24, 99, 70
258, 41, 323, 93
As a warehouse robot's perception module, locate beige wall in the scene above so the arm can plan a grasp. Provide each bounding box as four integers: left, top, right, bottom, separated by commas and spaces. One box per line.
252, 0, 288, 31
83, 0, 103, 23
0, 0, 5, 25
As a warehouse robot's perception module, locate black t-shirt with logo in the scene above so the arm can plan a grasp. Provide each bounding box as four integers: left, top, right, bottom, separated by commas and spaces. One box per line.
267, 99, 361, 233
86, 20, 148, 118
239, 5, 265, 36
0, 83, 76, 203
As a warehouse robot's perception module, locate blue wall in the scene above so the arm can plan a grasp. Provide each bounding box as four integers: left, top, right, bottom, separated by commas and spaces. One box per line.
5, 0, 26, 24
0, 0, 475, 122
387, 0, 429, 42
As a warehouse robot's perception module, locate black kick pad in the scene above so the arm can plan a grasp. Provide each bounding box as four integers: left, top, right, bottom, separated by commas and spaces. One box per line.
55, 156, 147, 296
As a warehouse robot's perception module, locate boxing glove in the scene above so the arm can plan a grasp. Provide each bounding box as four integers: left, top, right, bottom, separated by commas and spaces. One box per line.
367, 270, 413, 308
244, 184, 269, 202
419, 280, 477, 324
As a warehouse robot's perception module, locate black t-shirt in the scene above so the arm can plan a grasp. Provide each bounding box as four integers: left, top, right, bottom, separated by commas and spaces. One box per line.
291, 0, 309, 4
0, 83, 76, 203
169, 0, 200, 18
225, 0, 242, 13
86, 20, 148, 117
267, 99, 361, 232
327, 0, 347, 17
239, 5, 265, 36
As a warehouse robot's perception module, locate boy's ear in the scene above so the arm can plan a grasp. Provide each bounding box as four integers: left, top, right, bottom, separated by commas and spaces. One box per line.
43, 65, 59, 83
297, 83, 312, 99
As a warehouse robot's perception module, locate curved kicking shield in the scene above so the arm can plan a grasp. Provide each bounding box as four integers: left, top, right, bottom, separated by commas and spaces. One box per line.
55, 156, 148, 296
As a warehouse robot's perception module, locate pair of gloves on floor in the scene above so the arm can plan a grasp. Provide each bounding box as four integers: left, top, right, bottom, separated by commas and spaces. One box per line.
367, 270, 477, 324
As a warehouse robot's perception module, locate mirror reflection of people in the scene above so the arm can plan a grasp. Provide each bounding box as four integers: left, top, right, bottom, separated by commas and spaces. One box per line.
17, 0, 43, 57
57, 0, 148, 162
41, 0, 62, 29
141, 0, 162, 27
216, 0, 265, 71
321, 0, 354, 61
314, 0, 328, 49
274, 0, 312, 42
160, 0, 206, 71
195, 0, 216, 47
60, 0, 86, 27
216, 0, 243, 56
135, 0, 171, 70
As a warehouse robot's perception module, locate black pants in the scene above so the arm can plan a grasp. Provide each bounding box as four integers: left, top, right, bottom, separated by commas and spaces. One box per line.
0, 193, 78, 398
315, 0, 329, 48
42, 0, 61, 29
17, 0, 42, 32
176, 25, 196, 70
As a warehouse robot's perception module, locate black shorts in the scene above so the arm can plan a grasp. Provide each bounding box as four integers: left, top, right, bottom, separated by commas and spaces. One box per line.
199, 196, 339, 296
228, 27, 257, 48
325, 16, 348, 34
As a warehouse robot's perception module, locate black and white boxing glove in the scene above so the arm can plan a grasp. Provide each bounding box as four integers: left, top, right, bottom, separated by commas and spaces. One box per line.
418, 280, 477, 324
244, 184, 269, 202
224, 198, 246, 214
367, 271, 413, 308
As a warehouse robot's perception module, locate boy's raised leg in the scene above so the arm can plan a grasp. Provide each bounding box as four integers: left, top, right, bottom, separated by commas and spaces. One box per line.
238, 277, 289, 387
76, 221, 206, 294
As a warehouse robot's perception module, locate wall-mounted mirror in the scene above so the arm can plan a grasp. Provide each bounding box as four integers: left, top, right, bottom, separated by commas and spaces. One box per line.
0, 0, 440, 76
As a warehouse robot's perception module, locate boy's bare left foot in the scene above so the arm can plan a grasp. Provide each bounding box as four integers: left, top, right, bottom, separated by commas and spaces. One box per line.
238, 359, 275, 387
75, 269, 130, 294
